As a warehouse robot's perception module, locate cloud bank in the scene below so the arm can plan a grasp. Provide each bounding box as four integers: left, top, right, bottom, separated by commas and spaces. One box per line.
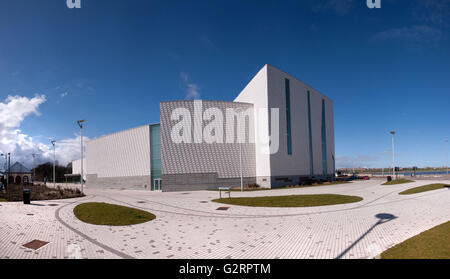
0, 95, 87, 169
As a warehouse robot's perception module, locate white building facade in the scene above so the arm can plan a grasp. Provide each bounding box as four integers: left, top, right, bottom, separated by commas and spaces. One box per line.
76, 64, 335, 191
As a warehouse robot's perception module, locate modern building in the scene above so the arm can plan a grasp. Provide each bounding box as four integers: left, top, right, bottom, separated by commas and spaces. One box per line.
76, 64, 335, 191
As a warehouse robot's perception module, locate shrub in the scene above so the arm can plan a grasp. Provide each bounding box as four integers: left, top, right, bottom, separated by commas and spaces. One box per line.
247, 183, 261, 189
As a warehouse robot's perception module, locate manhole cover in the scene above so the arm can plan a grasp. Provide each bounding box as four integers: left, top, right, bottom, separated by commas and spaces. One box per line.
23, 240, 49, 250
137, 201, 147, 204
26, 214, 34, 216
180, 193, 190, 195
200, 201, 208, 203
48, 204, 59, 207
216, 207, 230, 211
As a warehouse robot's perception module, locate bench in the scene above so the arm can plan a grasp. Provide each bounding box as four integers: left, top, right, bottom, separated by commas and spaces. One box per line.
218, 187, 231, 198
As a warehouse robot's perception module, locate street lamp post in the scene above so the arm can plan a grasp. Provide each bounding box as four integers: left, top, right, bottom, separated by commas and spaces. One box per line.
77, 120, 85, 194
0, 153, 5, 186
445, 139, 448, 176
32, 153, 36, 184
7, 153, 10, 187
390, 131, 395, 178
233, 109, 244, 192
51, 140, 56, 188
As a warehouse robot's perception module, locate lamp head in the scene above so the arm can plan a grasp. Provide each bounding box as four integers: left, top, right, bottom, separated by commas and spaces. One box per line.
77, 120, 85, 128
51, 140, 56, 146
390, 131, 395, 135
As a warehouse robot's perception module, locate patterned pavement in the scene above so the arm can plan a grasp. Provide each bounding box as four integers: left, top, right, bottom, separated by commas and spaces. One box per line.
0, 179, 449, 259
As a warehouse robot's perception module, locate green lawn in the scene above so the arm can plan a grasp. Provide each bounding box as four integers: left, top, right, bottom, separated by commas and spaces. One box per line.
212, 194, 363, 207
0, 198, 7, 202
382, 179, 414, 186
399, 183, 450, 195
210, 181, 351, 192
73, 202, 156, 226
381, 221, 450, 259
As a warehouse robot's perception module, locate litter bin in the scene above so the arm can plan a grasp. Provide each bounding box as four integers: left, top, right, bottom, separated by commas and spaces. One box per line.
387, 176, 392, 182
23, 189, 31, 204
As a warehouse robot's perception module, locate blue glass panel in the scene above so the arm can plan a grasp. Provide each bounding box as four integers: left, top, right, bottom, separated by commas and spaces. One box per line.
285, 79, 292, 155
150, 124, 162, 190
321, 99, 327, 175
307, 91, 314, 176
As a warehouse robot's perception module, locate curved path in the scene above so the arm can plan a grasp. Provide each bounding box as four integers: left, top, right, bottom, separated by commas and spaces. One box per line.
1, 179, 449, 259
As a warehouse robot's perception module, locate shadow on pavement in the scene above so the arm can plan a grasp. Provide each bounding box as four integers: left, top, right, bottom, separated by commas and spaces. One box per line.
335, 213, 397, 259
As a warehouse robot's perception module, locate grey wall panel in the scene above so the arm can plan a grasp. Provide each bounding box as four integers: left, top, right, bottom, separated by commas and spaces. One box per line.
160, 100, 256, 180
266, 65, 334, 178
162, 173, 256, 192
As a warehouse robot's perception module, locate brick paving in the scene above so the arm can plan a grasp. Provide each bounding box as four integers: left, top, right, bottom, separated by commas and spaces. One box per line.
0, 180, 449, 259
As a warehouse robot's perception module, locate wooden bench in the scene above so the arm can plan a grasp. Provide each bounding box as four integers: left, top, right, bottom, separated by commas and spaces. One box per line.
218, 187, 231, 198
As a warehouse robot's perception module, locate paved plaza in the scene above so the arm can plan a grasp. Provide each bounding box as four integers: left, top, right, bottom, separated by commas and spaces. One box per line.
0, 180, 449, 259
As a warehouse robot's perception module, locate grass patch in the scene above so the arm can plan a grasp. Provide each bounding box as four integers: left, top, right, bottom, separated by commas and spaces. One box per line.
381, 221, 450, 259
0, 198, 7, 202
399, 183, 449, 195
275, 181, 351, 190
382, 179, 414, 185
209, 181, 351, 192
212, 194, 363, 207
73, 202, 156, 226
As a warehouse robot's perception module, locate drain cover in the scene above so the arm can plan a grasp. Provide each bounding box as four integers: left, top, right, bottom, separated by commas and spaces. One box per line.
200, 201, 208, 203
216, 207, 230, 211
23, 240, 49, 250
137, 201, 147, 204
26, 213, 34, 216
48, 204, 59, 207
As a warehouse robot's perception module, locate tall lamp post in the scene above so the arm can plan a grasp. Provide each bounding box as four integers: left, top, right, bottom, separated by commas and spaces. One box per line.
0, 153, 5, 185
7, 153, 10, 187
390, 131, 395, 178
445, 139, 448, 176
77, 120, 85, 194
32, 153, 36, 184
51, 140, 56, 188
233, 110, 244, 192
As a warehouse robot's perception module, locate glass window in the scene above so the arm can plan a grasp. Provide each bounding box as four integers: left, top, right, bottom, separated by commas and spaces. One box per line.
150, 124, 162, 190
321, 99, 327, 175
308, 91, 314, 176
285, 79, 292, 155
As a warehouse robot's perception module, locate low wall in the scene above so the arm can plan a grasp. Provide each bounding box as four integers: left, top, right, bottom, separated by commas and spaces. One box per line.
86, 174, 151, 190
162, 173, 256, 192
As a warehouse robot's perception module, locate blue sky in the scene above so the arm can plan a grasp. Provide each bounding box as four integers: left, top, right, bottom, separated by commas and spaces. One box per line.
0, 0, 449, 168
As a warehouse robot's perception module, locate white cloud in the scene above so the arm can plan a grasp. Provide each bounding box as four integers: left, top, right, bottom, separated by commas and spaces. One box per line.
180, 72, 200, 100
0, 95, 87, 169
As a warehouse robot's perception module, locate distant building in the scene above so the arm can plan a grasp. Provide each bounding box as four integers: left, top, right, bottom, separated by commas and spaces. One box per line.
74, 64, 336, 191
7, 162, 32, 185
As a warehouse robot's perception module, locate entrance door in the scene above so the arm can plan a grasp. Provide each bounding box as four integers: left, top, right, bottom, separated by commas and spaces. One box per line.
153, 179, 162, 191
